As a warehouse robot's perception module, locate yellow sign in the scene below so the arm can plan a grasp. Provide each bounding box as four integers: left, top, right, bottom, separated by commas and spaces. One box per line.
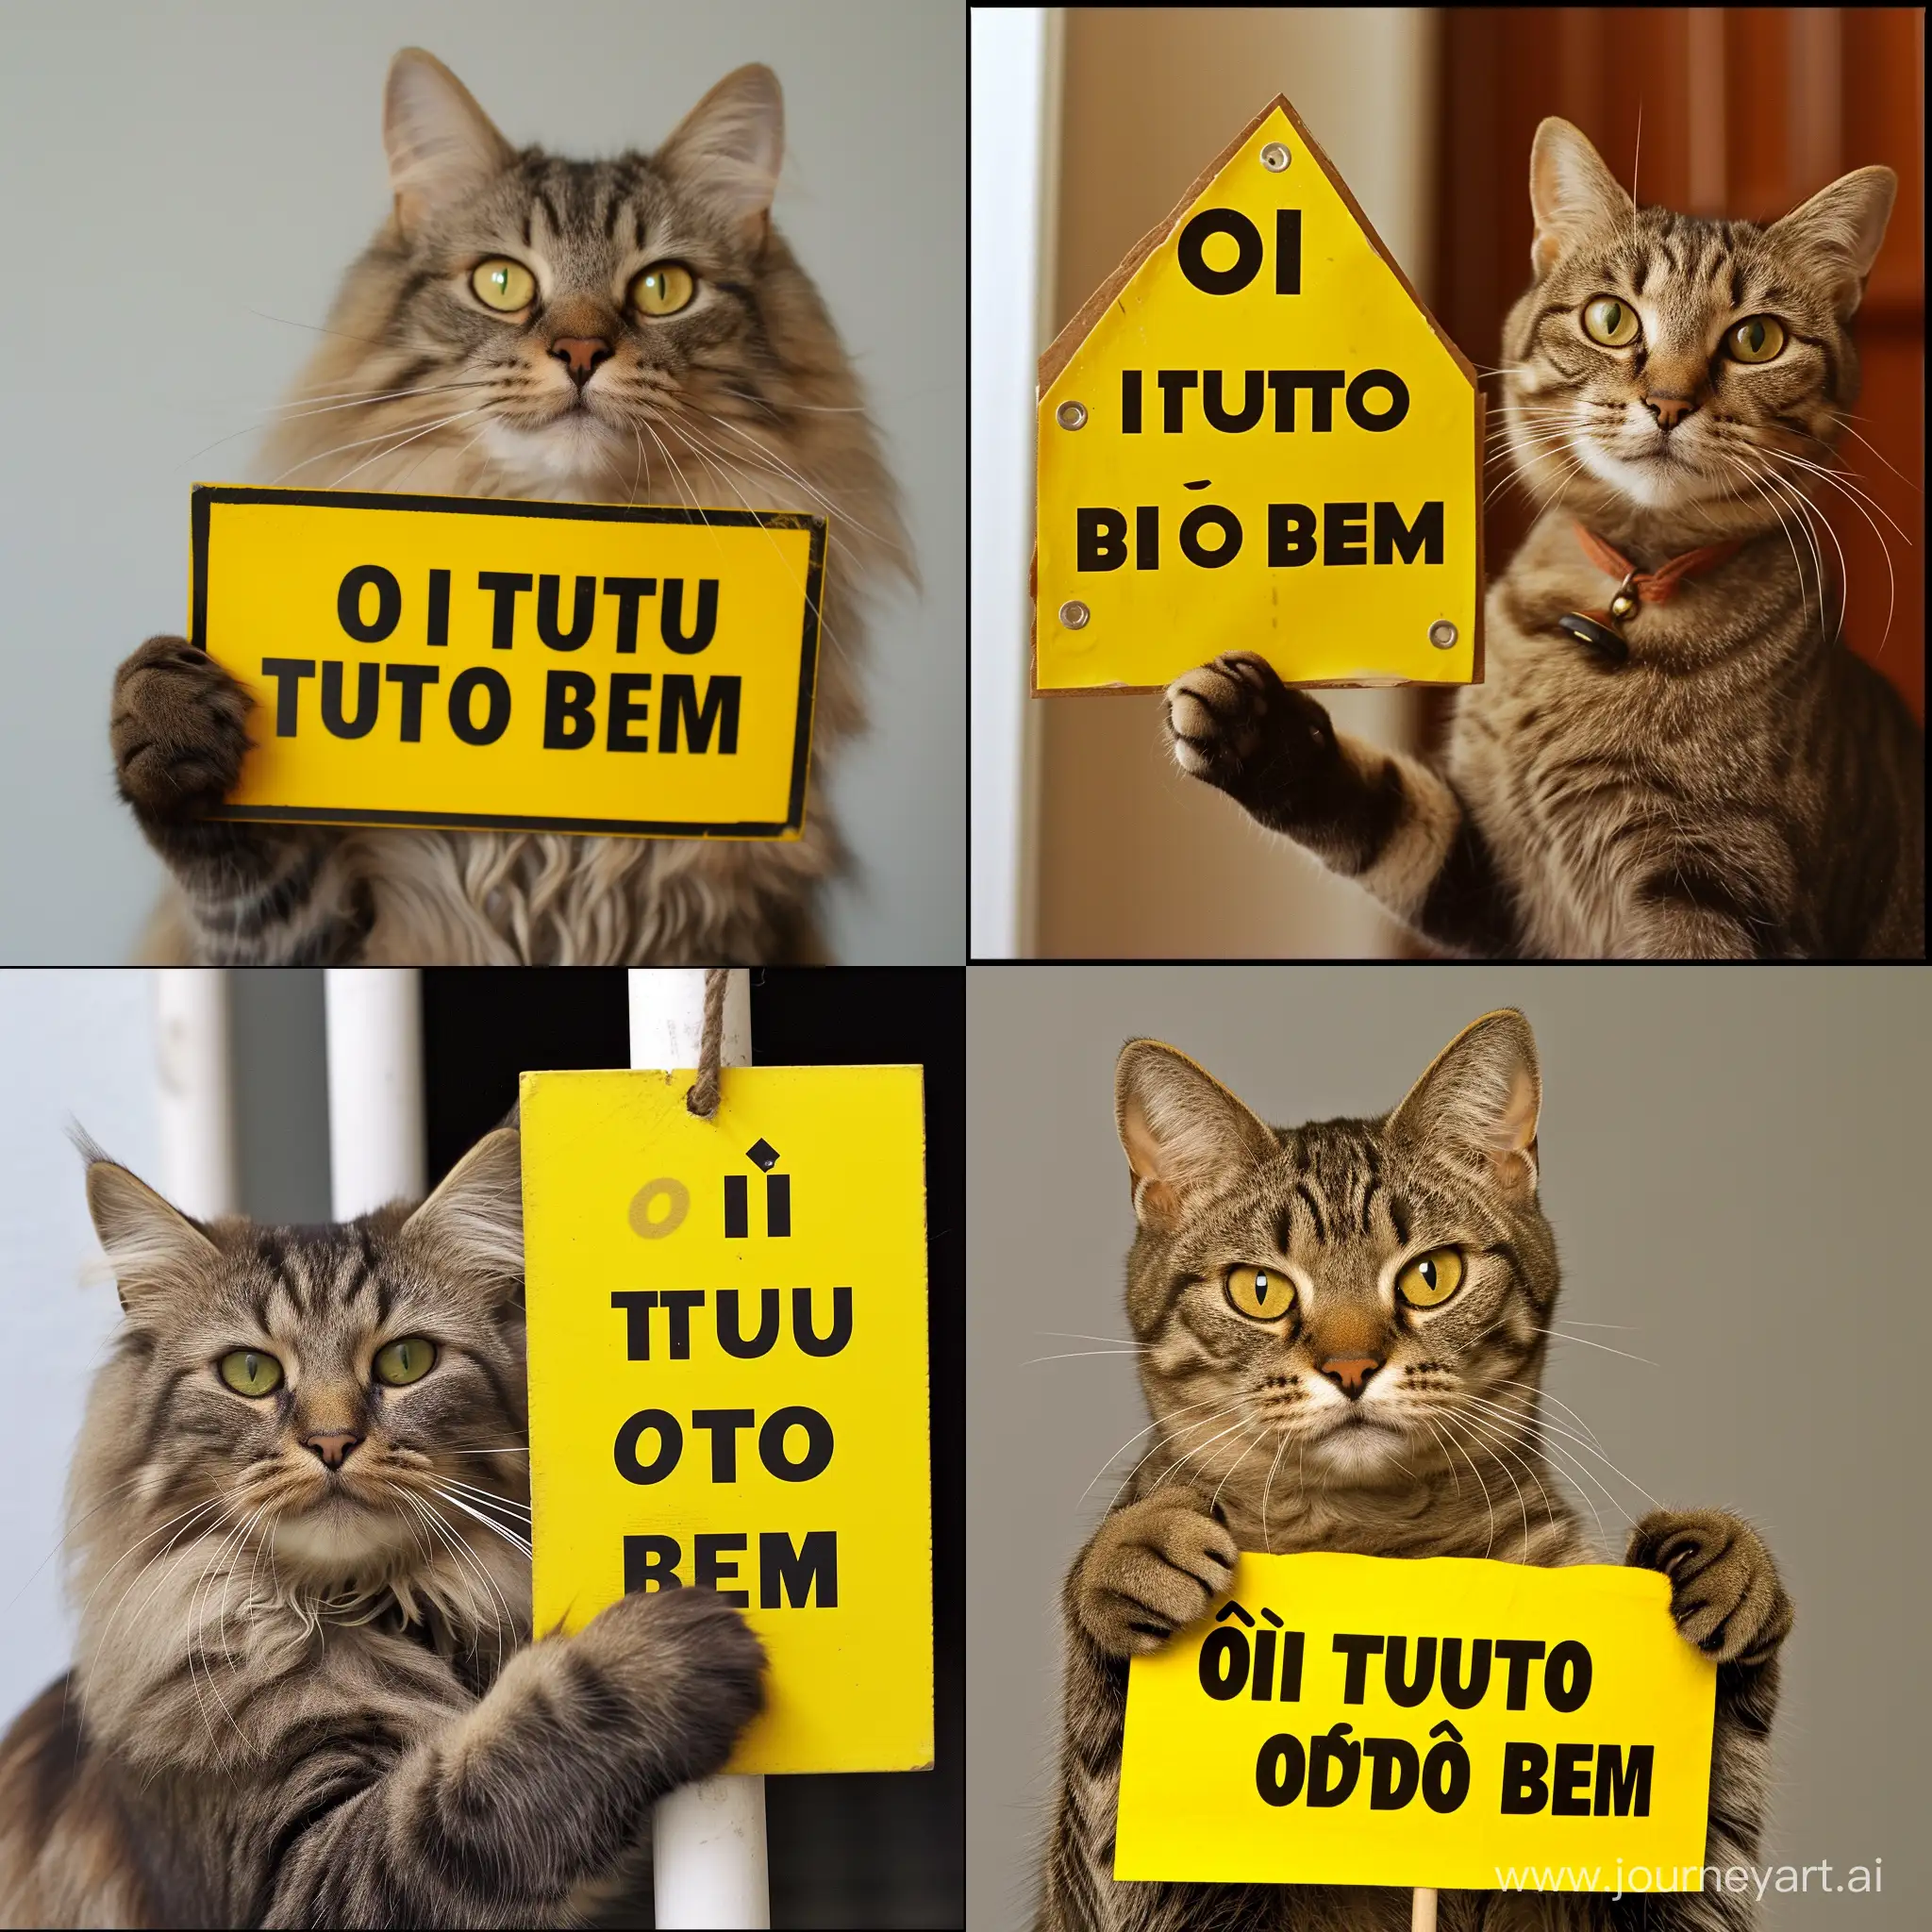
191, 484, 824, 839
1117, 1553, 1715, 1891
1035, 96, 1483, 692
521, 1066, 932, 1774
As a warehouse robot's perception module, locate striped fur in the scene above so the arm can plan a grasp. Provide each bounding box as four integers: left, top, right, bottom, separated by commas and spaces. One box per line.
1040, 1013, 1790, 1932
0, 1129, 764, 1928
1167, 118, 1922, 959
111, 50, 906, 966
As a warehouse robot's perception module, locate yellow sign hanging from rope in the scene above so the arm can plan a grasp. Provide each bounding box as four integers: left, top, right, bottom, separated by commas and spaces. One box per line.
1035, 96, 1483, 693
521, 1065, 932, 1775
1117, 1553, 1715, 1891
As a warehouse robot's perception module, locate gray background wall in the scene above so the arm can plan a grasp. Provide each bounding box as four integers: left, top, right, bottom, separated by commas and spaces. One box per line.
969, 966, 1931, 1930
0, 0, 961, 965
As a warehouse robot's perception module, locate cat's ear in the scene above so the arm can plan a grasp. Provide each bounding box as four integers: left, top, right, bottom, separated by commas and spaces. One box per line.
1387, 1011, 1541, 1198
1115, 1041, 1275, 1233
1769, 166, 1896, 318
78, 1141, 221, 1314
402, 1127, 523, 1289
1528, 118, 1633, 275
384, 48, 514, 235
656, 64, 785, 244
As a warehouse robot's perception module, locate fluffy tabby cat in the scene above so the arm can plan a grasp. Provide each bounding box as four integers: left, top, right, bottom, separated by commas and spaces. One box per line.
1042, 1011, 1790, 1931
1166, 119, 1922, 959
110, 49, 906, 964
0, 1128, 763, 1926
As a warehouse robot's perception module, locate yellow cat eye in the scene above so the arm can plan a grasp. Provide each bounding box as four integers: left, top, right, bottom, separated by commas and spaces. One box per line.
1394, 1248, 1465, 1309
1582, 297, 1641, 348
1224, 1265, 1296, 1322
374, 1337, 437, 1387
471, 258, 537, 312
218, 1349, 284, 1398
1725, 316, 1786, 363
630, 261, 695, 318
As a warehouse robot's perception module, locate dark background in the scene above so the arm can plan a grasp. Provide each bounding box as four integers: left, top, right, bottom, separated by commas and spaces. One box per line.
422, 968, 964, 1930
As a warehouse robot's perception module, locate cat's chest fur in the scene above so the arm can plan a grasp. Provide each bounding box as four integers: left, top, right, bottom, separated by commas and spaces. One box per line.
1447, 518, 1803, 958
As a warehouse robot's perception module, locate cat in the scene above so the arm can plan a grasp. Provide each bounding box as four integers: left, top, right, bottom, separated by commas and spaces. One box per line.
0, 1125, 764, 1927
1041, 1011, 1790, 1932
1164, 117, 1923, 959
109, 48, 908, 965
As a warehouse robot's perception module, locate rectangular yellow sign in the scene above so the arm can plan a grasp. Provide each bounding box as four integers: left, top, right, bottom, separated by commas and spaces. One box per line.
1117, 1552, 1716, 1891
521, 1065, 932, 1775
191, 484, 824, 839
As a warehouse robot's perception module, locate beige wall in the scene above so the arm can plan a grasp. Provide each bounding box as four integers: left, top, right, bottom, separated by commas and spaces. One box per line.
1033, 8, 1439, 958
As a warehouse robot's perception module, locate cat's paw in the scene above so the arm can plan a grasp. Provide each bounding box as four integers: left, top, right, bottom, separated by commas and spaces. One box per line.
578, 1586, 768, 1779
110, 635, 253, 824
1626, 1509, 1792, 1668
1074, 1488, 1239, 1657
1164, 652, 1340, 808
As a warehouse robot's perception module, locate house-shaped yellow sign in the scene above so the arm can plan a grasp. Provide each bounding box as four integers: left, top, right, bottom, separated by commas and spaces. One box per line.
1035, 96, 1483, 693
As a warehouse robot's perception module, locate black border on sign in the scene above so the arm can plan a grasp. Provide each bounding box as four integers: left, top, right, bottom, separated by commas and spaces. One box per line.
188, 484, 826, 841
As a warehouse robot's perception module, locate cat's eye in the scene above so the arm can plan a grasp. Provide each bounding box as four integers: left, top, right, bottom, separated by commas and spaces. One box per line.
1724, 316, 1786, 364
1224, 1265, 1296, 1322
471, 258, 537, 312
218, 1349, 284, 1398
374, 1337, 437, 1387
1394, 1248, 1465, 1309
1581, 297, 1641, 348
629, 262, 695, 318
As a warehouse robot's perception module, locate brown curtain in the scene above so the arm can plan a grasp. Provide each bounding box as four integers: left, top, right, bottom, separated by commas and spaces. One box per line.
1433, 7, 1924, 721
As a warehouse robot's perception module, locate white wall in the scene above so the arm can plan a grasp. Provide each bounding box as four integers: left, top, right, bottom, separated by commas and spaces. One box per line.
0, 974, 159, 1721
0, 0, 961, 965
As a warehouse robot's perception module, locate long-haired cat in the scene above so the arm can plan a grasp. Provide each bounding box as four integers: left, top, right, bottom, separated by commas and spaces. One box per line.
0, 1127, 763, 1926
1041, 1011, 1790, 1931
110, 48, 908, 964
1165, 118, 1922, 959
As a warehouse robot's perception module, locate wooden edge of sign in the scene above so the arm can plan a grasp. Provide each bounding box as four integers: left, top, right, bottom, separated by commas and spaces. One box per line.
1029, 92, 1487, 698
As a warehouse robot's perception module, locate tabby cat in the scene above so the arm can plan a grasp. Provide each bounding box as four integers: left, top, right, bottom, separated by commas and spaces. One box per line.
1041, 1011, 1790, 1931
0, 1127, 763, 1926
1166, 118, 1922, 958
110, 48, 906, 964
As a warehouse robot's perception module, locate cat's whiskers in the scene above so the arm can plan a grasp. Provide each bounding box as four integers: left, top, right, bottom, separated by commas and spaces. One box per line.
1103, 1398, 1254, 1512
428, 1483, 534, 1560
1445, 1388, 1645, 1534
1756, 444, 1904, 647
1744, 456, 1843, 641
331, 408, 491, 489
1436, 1403, 1535, 1557
265, 407, 491, 488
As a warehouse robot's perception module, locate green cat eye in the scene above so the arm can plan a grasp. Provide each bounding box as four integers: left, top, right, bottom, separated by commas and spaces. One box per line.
1582, 297, 1641, 348
218, 1349, 284, 1398
1725, 315, 1786, 363
629, 261, 695, 318
374, 1337, 437, 1387
1395, 1248, 1465, 1309
1224, 1264, 1296, 1322
471, 258, 537, 312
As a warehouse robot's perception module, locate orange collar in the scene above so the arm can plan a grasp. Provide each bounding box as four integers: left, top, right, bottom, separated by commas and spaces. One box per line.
1573, 523, 1744, 610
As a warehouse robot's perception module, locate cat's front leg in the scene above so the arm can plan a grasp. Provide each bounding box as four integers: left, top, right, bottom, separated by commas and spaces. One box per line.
1618, 868, 1785, 961
1608, 1509, 1792, 1930
111, 636, 370, 962
1164, 652, 1521, 958
266, 1585, 765, 1927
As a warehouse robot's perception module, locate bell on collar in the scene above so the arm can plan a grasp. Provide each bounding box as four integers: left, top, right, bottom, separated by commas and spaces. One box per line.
1608, 589, 1641, 621
1555, 611, 1630, 664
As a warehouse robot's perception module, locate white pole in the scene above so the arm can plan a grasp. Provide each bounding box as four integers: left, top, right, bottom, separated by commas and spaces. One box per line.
154, 970, 239, 1217
324, 971, 425, 1217
631, 969, 769, 1931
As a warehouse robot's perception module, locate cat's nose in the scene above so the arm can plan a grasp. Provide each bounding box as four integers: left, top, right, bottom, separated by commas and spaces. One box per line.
550, 337, 612, 388
1643, 394, 1696, 431
1319, 1356, 1382, 1398
304, 1430, 362, 1469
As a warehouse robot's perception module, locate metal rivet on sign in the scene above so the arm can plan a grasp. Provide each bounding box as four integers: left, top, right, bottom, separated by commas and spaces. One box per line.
1259, 142, 1291, 172
1428, 620, 1458, 650
1056, 400, 1088, 430
1058, 600, 1091, 631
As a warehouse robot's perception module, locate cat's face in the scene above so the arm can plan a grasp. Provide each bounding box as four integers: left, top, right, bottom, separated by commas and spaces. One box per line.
1501, 117, 1894, 534
1116, 1014, 1557, 1505
81, 1130, 526, 1594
